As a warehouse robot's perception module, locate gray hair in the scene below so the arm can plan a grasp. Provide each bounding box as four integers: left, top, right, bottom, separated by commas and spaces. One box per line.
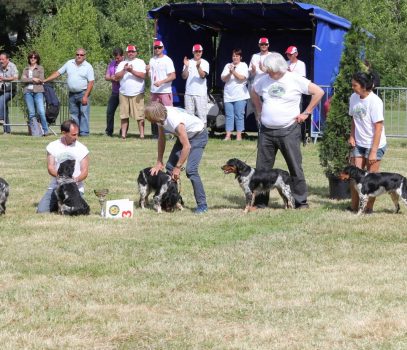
263, 52, 288, 73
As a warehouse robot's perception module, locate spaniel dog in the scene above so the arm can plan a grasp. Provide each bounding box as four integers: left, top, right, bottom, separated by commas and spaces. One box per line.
221, 158, 295, 212
339, 165, 407, 214
137, 167, 184, 213
54, 159, 90, 215
0, 177, 9, 215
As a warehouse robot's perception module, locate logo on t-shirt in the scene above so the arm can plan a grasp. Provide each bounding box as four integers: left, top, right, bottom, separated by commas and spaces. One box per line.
267, 82, 285, 98
352, 103, 367, 120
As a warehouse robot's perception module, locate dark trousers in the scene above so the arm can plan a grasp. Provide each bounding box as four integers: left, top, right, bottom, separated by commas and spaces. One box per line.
105, 92, 119, 136
255, 122, 308, 207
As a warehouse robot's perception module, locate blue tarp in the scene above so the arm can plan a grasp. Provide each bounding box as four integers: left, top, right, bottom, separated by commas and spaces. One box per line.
148, 2, 351, 131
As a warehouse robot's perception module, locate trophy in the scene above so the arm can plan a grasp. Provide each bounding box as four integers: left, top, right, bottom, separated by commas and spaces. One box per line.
94, 189, 109, 217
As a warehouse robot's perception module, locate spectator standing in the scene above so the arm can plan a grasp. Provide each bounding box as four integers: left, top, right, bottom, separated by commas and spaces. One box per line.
37, 120, 89, 213
251, 52, 324, 209
0, 52, 18, 134
104, 47, 124, 137
286, 46, 306, 77
21, 51, 49, 136
147, 40, 176, 137
114, 45, 146, 139
221, 49, 250, 141
182, 44, 210, 125
145, 101, 208, 214
249, 37, 272, 87
44, 48, 94, 136
348, 72, 387, 213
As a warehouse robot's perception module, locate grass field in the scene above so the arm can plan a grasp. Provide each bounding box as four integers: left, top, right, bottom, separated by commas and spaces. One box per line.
1, 107, 407, 349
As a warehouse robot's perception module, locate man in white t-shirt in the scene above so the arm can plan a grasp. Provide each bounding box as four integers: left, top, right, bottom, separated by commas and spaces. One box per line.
115, 45, 146, 139
37, 120, 89, 213
147, 40, 176, 137
182, 44, 210, 125
251, 52, 324, 209
285, 46, 306, 77
145, 102, 208, 214
249, 37, 272, 87
249, 37, 272, 121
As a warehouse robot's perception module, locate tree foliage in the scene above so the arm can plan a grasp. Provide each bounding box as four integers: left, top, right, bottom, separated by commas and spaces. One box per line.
319, 24, 367, 176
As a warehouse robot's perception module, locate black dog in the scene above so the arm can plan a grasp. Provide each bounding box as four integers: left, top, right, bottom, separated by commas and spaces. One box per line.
54, 159, 90, 215
339, 165, 407, 214
0, 177, 9, 215
137, 167, 184, 213
221, 158, 295, 212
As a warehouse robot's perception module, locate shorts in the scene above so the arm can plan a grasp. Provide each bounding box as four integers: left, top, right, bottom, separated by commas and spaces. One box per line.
119, 93, 144, 120
352, 145, 386, 160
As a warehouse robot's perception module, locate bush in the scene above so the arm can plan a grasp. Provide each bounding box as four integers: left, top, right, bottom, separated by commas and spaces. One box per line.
91, 61, 111, 106
319, 24, 368, 176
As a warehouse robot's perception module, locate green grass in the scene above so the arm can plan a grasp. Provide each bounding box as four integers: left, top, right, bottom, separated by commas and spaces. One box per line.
1, 108, 407, 349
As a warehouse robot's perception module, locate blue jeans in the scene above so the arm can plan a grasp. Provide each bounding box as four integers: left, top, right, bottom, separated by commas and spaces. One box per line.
105, 92, 119, 135
24, 92, 49, 133
224, 100, 247, 132
166, 130, 208, 208
0, 92, 12, 133
69, 91, 90, 136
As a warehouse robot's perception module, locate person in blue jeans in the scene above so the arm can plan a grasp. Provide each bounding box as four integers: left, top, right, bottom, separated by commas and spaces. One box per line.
220, 48, 250, 141
21, 51, 49, 136
43, 48, 94, 136
145, 102, 208, 214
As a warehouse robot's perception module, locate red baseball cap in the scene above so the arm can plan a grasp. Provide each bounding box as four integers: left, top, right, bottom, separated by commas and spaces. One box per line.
286, 46, 298, 54
153, 40, 164, 47
258, 37, 269, 44
192, 44, 203, 52
126, 45, 137, 52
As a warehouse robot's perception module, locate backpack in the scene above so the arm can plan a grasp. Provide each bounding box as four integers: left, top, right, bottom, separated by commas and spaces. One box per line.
43, 83, 60, 124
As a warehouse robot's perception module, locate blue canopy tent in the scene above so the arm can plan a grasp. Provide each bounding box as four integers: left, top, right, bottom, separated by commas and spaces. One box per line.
148, 2, 351, 134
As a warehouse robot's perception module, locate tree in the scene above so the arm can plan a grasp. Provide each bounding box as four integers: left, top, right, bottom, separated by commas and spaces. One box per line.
319, 23, 368, 177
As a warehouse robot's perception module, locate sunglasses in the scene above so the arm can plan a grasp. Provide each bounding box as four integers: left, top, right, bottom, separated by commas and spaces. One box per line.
154, 46, 163, 49
260, 43, 269, 46
76, 53, 85, 56
194, 50, 202, 53
127, 50, 136, 53
30, 56, 37, 59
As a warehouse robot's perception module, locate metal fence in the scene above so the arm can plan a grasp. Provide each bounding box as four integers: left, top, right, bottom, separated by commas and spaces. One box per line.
1, 81, 69, 135
310, 86, 407, 142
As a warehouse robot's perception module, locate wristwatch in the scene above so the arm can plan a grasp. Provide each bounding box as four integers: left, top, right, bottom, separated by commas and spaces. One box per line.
302, 112, 312, 116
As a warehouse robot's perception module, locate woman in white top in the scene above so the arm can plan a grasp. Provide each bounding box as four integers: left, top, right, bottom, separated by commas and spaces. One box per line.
348, 71, 387, 213
221, 49, 250, 141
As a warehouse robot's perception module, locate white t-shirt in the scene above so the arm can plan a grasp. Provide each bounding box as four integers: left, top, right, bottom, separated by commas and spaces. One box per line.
250, 52, 272, 86
287, 59, 306, 77
46, 138, 89, 192
349, 92, 387, 148
183, 58, 209, 96
254, 71, 310, 129
116, 58, 146, 96
149, 55, 175, 94
221, 62, 250, 103
162, 106, 204, 139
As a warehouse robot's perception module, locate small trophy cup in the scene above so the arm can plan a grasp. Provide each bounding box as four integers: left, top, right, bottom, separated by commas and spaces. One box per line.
94, 189, 109, 217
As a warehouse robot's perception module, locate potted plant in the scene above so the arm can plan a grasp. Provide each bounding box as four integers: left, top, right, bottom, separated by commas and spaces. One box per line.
319, 23, 368, 199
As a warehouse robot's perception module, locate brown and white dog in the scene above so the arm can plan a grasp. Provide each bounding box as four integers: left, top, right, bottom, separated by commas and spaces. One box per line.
221, 158, 295, 212
339, 165, 407, 214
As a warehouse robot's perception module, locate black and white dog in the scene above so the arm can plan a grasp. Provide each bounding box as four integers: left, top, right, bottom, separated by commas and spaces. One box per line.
137, 167, 184, 213
340, 165, 407, 215
0, 177, 9, 215
54, 159, 90, 216
221, 158, 295, 212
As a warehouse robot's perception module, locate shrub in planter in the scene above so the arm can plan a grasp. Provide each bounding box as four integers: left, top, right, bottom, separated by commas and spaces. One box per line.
319, 24, 368, 198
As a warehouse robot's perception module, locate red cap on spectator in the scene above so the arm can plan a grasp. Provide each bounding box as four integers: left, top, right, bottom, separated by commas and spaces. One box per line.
126, 45, 137, 52
192, 44, 203, 52
153, 40, 164, 47
258, 37, 269, 44
286, 46, 298, 54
